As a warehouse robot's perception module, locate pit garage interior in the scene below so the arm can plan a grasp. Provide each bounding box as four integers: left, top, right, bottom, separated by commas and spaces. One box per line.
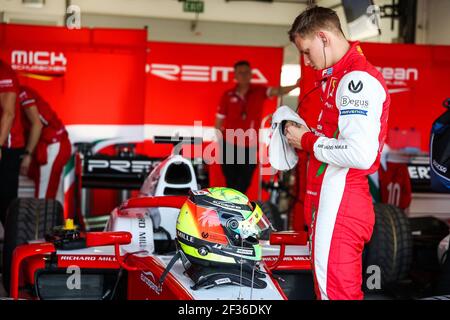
0, 0, 450, 300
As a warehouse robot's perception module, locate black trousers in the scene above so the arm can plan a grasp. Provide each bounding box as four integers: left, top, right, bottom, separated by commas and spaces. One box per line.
220, 141, 257, 195
0, 147, 23, 226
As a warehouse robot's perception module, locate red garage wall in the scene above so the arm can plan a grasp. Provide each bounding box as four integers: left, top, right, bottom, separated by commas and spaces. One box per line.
0, 23, 147, 127
0, 23, 147, 217
145, 41, 282, 127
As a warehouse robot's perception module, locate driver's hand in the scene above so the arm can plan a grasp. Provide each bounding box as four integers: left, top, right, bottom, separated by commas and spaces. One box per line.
286, 124, 310, 150
20, 155, 32, 176
283, 121, 301, 136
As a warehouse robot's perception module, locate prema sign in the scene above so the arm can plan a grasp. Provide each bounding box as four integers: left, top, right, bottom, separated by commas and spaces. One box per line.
144, 41, 282, 129
147, 63, 268, 83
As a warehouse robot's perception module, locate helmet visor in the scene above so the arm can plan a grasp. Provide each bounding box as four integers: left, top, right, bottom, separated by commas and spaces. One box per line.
237, 203, 272, 239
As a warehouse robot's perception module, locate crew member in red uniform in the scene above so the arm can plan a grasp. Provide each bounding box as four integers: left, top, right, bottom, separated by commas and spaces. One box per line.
378, 162, 412, 210
0, 59, 24, 226
368, 145, 412, 210
285, 7, 390, 299
18, 85, 71, 204
214, 60, 299, 194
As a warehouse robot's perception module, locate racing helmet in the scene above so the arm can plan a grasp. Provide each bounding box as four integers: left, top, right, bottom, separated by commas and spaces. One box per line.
176, 187, 272, 268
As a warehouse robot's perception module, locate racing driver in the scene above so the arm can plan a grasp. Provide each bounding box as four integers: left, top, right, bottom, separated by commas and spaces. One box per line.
285, 6, 390, 299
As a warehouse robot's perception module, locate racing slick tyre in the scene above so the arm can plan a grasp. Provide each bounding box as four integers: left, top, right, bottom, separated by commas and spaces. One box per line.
435, 246, 450, 295
363, 203, 413, 291
256, 201, 283, 240
2, 198, 63, 293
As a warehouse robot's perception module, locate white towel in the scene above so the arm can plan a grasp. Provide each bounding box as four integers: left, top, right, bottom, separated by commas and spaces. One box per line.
268, 105, 308, 171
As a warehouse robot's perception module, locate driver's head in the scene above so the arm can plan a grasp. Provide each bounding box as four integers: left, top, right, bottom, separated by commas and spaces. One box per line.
288, 6, 346, 70
234, 60, 252, 86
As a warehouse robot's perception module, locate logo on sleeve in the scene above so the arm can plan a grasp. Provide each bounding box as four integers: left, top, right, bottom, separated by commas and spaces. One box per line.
348, 80, 363, 93
0, 79, 13, 88
340, 96, 368, 108
340, 109, 367, 116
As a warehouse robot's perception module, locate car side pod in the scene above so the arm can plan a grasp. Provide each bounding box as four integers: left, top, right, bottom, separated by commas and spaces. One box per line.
9, 231, 133, 300
10, 242, 56, 299
266, 231, 308, 271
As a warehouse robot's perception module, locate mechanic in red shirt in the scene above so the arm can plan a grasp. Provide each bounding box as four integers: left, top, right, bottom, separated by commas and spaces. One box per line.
371, 147, 412, 210
378, 162, 412, 210
0, 59, 24, 226
285, 7, 390, 299
18, 85, 71, 204
214, 60, 299, 194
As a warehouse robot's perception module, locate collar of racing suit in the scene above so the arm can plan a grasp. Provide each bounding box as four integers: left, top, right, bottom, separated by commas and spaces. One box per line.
315, 41, 364, 85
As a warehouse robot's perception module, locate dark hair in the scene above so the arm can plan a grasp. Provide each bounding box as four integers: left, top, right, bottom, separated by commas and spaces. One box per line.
288, 6, 344, 42
234, 60, 250, 69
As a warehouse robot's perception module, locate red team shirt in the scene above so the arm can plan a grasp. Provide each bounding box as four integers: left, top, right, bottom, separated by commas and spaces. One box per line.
378, 162, 412, 210
217, 84, 270, 146
0, 61, 24, 148
18, 86, 67, 144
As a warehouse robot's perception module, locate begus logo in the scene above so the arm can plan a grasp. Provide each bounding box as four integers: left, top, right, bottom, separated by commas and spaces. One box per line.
147, 63, 268, 83
11, 50, 67, 74
340, 96, 369, 108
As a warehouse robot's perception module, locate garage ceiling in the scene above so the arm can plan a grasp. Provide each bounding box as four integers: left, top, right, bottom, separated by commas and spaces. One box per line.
226, 0, 311, 3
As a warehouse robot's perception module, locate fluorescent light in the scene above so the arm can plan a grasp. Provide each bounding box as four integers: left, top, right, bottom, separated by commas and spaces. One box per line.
22, 0, 45, 8
281, 64, 300, 96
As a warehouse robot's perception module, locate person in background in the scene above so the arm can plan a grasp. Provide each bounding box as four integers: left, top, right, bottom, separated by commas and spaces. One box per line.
18, 85, 71, 205
0, 59, 24, 226
215, 60, 299, 194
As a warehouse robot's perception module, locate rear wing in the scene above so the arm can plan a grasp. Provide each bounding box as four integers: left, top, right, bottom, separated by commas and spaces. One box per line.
153, 136, 203, 145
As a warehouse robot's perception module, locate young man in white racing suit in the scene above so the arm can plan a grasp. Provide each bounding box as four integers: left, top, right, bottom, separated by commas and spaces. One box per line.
285, 6, 391, 300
